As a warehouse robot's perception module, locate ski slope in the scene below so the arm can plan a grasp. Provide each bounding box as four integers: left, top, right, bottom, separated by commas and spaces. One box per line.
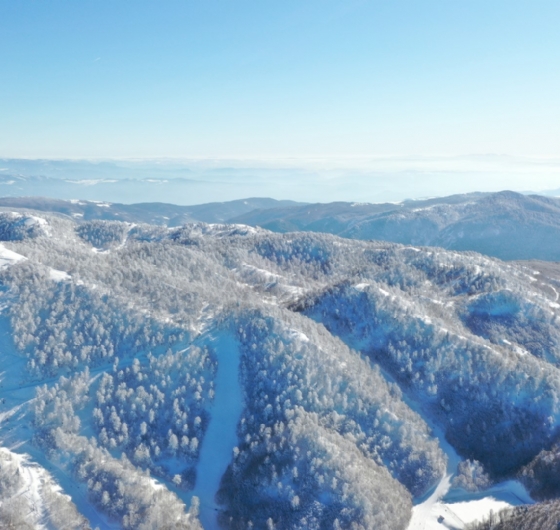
189, 333, 244, 530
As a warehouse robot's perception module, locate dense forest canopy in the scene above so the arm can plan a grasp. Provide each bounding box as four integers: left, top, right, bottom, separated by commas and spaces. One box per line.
0, 209, 559, 529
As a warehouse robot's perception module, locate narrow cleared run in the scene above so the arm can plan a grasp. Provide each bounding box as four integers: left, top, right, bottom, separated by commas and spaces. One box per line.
192, 333, 244, 530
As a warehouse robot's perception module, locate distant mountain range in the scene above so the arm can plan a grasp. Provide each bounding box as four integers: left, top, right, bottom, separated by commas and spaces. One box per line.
2, 190, 560, 261
0, 196, 305, 226
230, 191, 560, 261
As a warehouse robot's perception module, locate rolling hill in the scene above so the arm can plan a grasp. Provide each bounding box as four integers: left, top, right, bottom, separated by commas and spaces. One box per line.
0, 208, 559, 528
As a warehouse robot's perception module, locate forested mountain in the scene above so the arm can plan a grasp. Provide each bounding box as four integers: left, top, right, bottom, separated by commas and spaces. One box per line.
4, 191, 560, 261
231, 191, 560, 261
0, 208, 559, 529
0, 196, 305, 226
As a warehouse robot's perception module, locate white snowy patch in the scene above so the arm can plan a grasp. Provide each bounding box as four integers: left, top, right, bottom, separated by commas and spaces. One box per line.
65, 180, 118, 186
0, 244, 27, 268
289, 330, 310, 343
48, 268, 70, 282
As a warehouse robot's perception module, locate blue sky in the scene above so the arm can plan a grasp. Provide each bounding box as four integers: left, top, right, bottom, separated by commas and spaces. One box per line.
1, 1, 559, 200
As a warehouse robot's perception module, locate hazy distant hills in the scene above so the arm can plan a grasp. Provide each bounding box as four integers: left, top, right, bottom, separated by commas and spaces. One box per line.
0, 196, 305, 226
231, 191, 560, 261
2, 190, 560, 261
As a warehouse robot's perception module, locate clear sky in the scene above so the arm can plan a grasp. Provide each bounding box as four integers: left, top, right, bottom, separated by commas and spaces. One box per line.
1, 1, 559, 199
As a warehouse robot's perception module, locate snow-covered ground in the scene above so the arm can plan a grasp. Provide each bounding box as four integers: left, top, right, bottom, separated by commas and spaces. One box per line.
0, 243, 27, 268
408, 478, 533, 529
188, 333, 244, 530
403, 374, 533, 530
0, 312, 116, 530
408, 466, 532, 530
445, 479, 533, 526
0, 448, 47, 529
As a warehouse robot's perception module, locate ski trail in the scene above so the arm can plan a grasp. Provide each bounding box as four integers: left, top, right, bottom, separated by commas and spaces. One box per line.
190, 333, 244, 530
407, 423, 533, 530
20, 442, 118, 530
407, 417, 463, 530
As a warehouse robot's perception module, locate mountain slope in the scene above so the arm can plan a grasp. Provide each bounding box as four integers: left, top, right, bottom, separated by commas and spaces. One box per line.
0, 197, 305, 226
231, 191, 560, 261
0, 211, 559, 528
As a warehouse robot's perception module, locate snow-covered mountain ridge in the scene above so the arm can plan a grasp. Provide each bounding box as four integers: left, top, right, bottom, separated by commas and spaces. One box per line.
0, 196, 305, 227
4, 190, 560, 261
0, 210, 559, 529
231, 190, 560, 261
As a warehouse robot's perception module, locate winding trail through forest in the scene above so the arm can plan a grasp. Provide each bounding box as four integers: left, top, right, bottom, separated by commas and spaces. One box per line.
190, 333, 244, 530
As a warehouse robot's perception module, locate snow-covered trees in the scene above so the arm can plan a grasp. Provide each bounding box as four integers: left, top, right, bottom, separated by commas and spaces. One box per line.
467, 501, 560, 530
0, 448, 91, 530
93, 346, 215, 485
0, 211, 48, 241
519, 444, 560, 500
212, 309, 446, 528
1, 211, 560, 527
294, 247, 560, 478
452, 460, 492, 492
77, 220, 129, 249
0, 450, 23, 498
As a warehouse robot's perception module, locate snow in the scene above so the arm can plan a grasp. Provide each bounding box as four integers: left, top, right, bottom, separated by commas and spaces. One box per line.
0, 448, 47, 529
546, 283, 559, 302
407, 475, 532, 529
65, 180, 117, 186
513, 345, 529, 356
189, 223, 261, 239
0, 243, 68, 281
289, 330, 310, 342
0, 313, 117, 530
0, 447, 120, 530
23, 444, 119, 530
48, 268, 70, 282
0, 243, 27, 268
188, 333, 244, 530
23, 215, 48, 227
409, 486, 527, 529
407, 434, 533, 530
442, 481, 532, 528
402, 388, 533, 530
241, 262, 283, 282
